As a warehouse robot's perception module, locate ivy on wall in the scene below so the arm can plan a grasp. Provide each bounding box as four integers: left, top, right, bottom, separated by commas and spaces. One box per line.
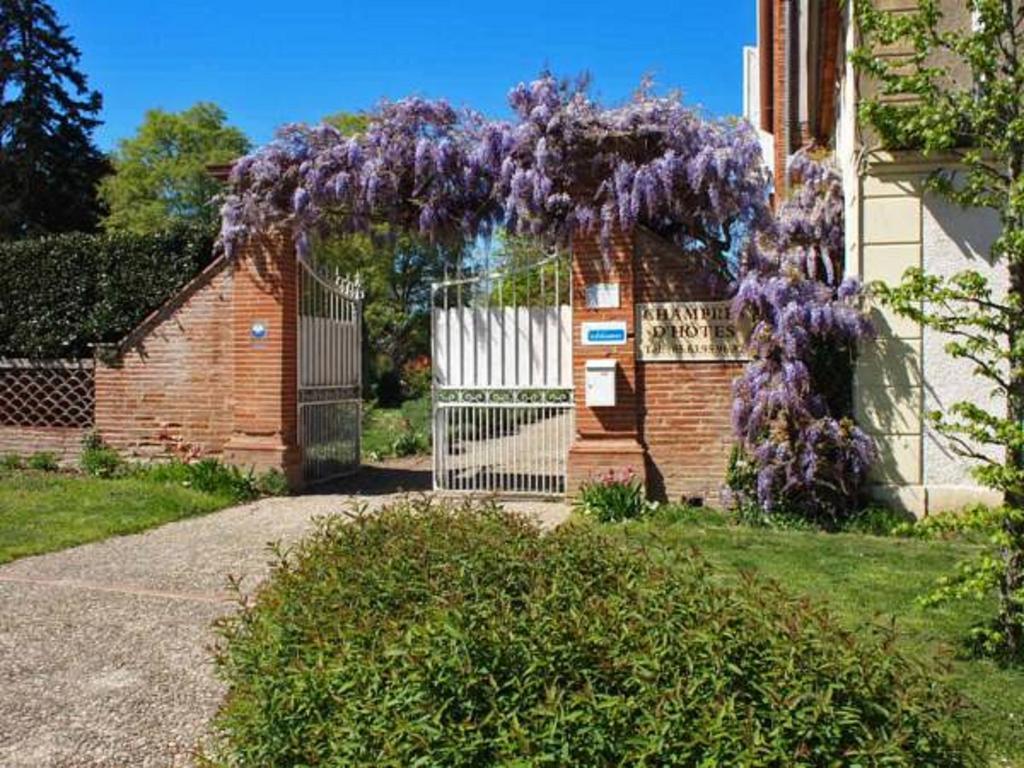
0, 224, 216, 359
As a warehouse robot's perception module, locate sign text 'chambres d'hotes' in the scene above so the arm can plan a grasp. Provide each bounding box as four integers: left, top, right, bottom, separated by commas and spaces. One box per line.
637, 301, 749, 362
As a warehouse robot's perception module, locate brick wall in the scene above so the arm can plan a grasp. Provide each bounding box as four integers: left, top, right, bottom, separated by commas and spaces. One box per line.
0, 359, 95, 465
568, 229, 742, 504
634, 230, 742, 504
571, 231, 641, 439
567, 230, 646, 493
94, 258, 235, 460
89, 233, 302, 485
638, 362, 741, 503
773, 0, 790, 194
222, 234, 302, 484
0, 426, 87, 465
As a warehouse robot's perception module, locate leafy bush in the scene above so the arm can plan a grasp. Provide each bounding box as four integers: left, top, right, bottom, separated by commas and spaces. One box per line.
362, 396, 431, 460
841, 504, 915, 536
0, 453, 23, 471
75, 432, 287, 500
391, 426, 428, 457
252, 469, 289, 498
895, 504, 1001, 541
898, 505, 1024, 659
26, 452, 59, 472
0, 223, 215, 358
80, 433, 123, 478
208, 500, 982, 767
574, 467, 652, 522
400, 355, 432, 399
725, 446, 904, 534
138, 459, 288, 502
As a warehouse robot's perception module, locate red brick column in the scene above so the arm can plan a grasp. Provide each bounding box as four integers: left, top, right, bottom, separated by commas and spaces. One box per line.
222, 233, 302, 487
567, 230, 646, 493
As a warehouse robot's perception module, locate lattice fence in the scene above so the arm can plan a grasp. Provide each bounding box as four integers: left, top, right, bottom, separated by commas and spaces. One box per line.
0, 359, 95, 428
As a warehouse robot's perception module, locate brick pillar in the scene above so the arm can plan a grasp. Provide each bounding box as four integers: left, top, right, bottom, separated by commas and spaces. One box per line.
222, 233, 303, 487
567, 229, 647, 494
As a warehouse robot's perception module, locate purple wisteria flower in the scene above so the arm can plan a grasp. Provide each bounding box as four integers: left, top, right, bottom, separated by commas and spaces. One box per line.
218, 73, 772, 275
730, 153, 876, 524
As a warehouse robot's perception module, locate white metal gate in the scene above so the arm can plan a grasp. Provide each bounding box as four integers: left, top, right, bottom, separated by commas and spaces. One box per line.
432, 255, 573, 496
298, 256, 363, 484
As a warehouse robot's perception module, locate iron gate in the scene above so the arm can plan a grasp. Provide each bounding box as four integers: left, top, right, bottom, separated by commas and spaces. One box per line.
432, 255, 573, 496
297, 256, 363, 484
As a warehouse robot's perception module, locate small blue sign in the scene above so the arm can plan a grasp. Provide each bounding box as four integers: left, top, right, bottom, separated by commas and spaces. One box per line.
250, 321, 268, 341
587, 328, 626, 343
581, 321, 627, 346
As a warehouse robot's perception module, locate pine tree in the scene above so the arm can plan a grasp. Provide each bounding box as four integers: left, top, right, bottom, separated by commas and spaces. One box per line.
0, 0, 107, 238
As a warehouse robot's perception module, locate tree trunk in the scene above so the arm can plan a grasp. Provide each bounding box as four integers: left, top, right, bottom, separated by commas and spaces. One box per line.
1002, 257, 1024, 655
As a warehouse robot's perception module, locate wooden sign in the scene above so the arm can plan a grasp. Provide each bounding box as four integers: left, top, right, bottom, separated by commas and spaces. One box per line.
636, 301, 748, 362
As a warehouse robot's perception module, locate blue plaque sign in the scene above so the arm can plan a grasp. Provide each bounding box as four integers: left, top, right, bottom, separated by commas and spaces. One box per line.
581, 321, 627, 346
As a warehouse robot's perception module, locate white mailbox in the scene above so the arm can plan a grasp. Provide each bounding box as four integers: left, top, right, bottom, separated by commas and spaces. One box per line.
585, 359, 617, 407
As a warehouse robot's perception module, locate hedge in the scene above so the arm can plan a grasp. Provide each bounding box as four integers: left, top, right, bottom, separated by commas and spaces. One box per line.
207, 500, 983, 767
0, 224, 217, 359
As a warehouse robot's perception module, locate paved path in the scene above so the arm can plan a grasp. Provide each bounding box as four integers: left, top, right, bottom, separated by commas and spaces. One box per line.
0, 464, 568, 767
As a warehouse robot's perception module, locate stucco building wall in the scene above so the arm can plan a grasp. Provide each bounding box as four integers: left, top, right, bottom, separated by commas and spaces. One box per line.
921, 194, 1005, 506
845, 160, 1005, 515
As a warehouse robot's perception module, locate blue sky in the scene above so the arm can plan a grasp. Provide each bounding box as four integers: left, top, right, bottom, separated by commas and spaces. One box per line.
56, 0, 756, 152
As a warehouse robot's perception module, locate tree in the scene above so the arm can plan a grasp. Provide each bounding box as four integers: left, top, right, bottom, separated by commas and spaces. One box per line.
99, 102, 250, 234
855, 0, 1024, 657
315, 228, 463, 404
0, 0, 108, 238
322, 111, 369, 137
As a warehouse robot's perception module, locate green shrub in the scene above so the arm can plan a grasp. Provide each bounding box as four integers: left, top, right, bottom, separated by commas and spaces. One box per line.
0, 453, 23, 471
0, 223, 215, 358
26, 452, 59, 472
840, 504, 916, 536
363, 396, 432, 460
724, 444, 769, 525
391, 427, 428, 457
253, 469, 289, 497
574, 467, 652, 522
725, 446, 858, 531
896, 504, 1001, 541
80, 433, 122, 478
179, 458, 254, 499
208, 500, 982, 767
139, 459, 288, 502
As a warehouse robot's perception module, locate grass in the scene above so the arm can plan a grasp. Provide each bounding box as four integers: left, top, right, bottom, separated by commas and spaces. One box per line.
361, 395, 431, 460
617, 512, 1024, 766
0, 469, 238, 564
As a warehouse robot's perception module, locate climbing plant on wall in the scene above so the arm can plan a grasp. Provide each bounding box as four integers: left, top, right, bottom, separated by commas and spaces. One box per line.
729, 154, 876, 527
219, 74, 772, 279
219, 74, 875, 521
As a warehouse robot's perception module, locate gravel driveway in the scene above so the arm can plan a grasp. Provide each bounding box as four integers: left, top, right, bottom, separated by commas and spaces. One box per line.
0, 463, 568, 767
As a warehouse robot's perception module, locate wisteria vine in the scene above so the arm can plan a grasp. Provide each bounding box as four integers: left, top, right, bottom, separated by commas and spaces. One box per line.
219, 74, 771, 271
220, 77, 876, 519
730, 153, 876, 524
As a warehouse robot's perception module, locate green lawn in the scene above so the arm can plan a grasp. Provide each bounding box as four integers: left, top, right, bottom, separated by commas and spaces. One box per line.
617, 514, 1024, 766
362, 395, 431, 460
0, 470, 237, 564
